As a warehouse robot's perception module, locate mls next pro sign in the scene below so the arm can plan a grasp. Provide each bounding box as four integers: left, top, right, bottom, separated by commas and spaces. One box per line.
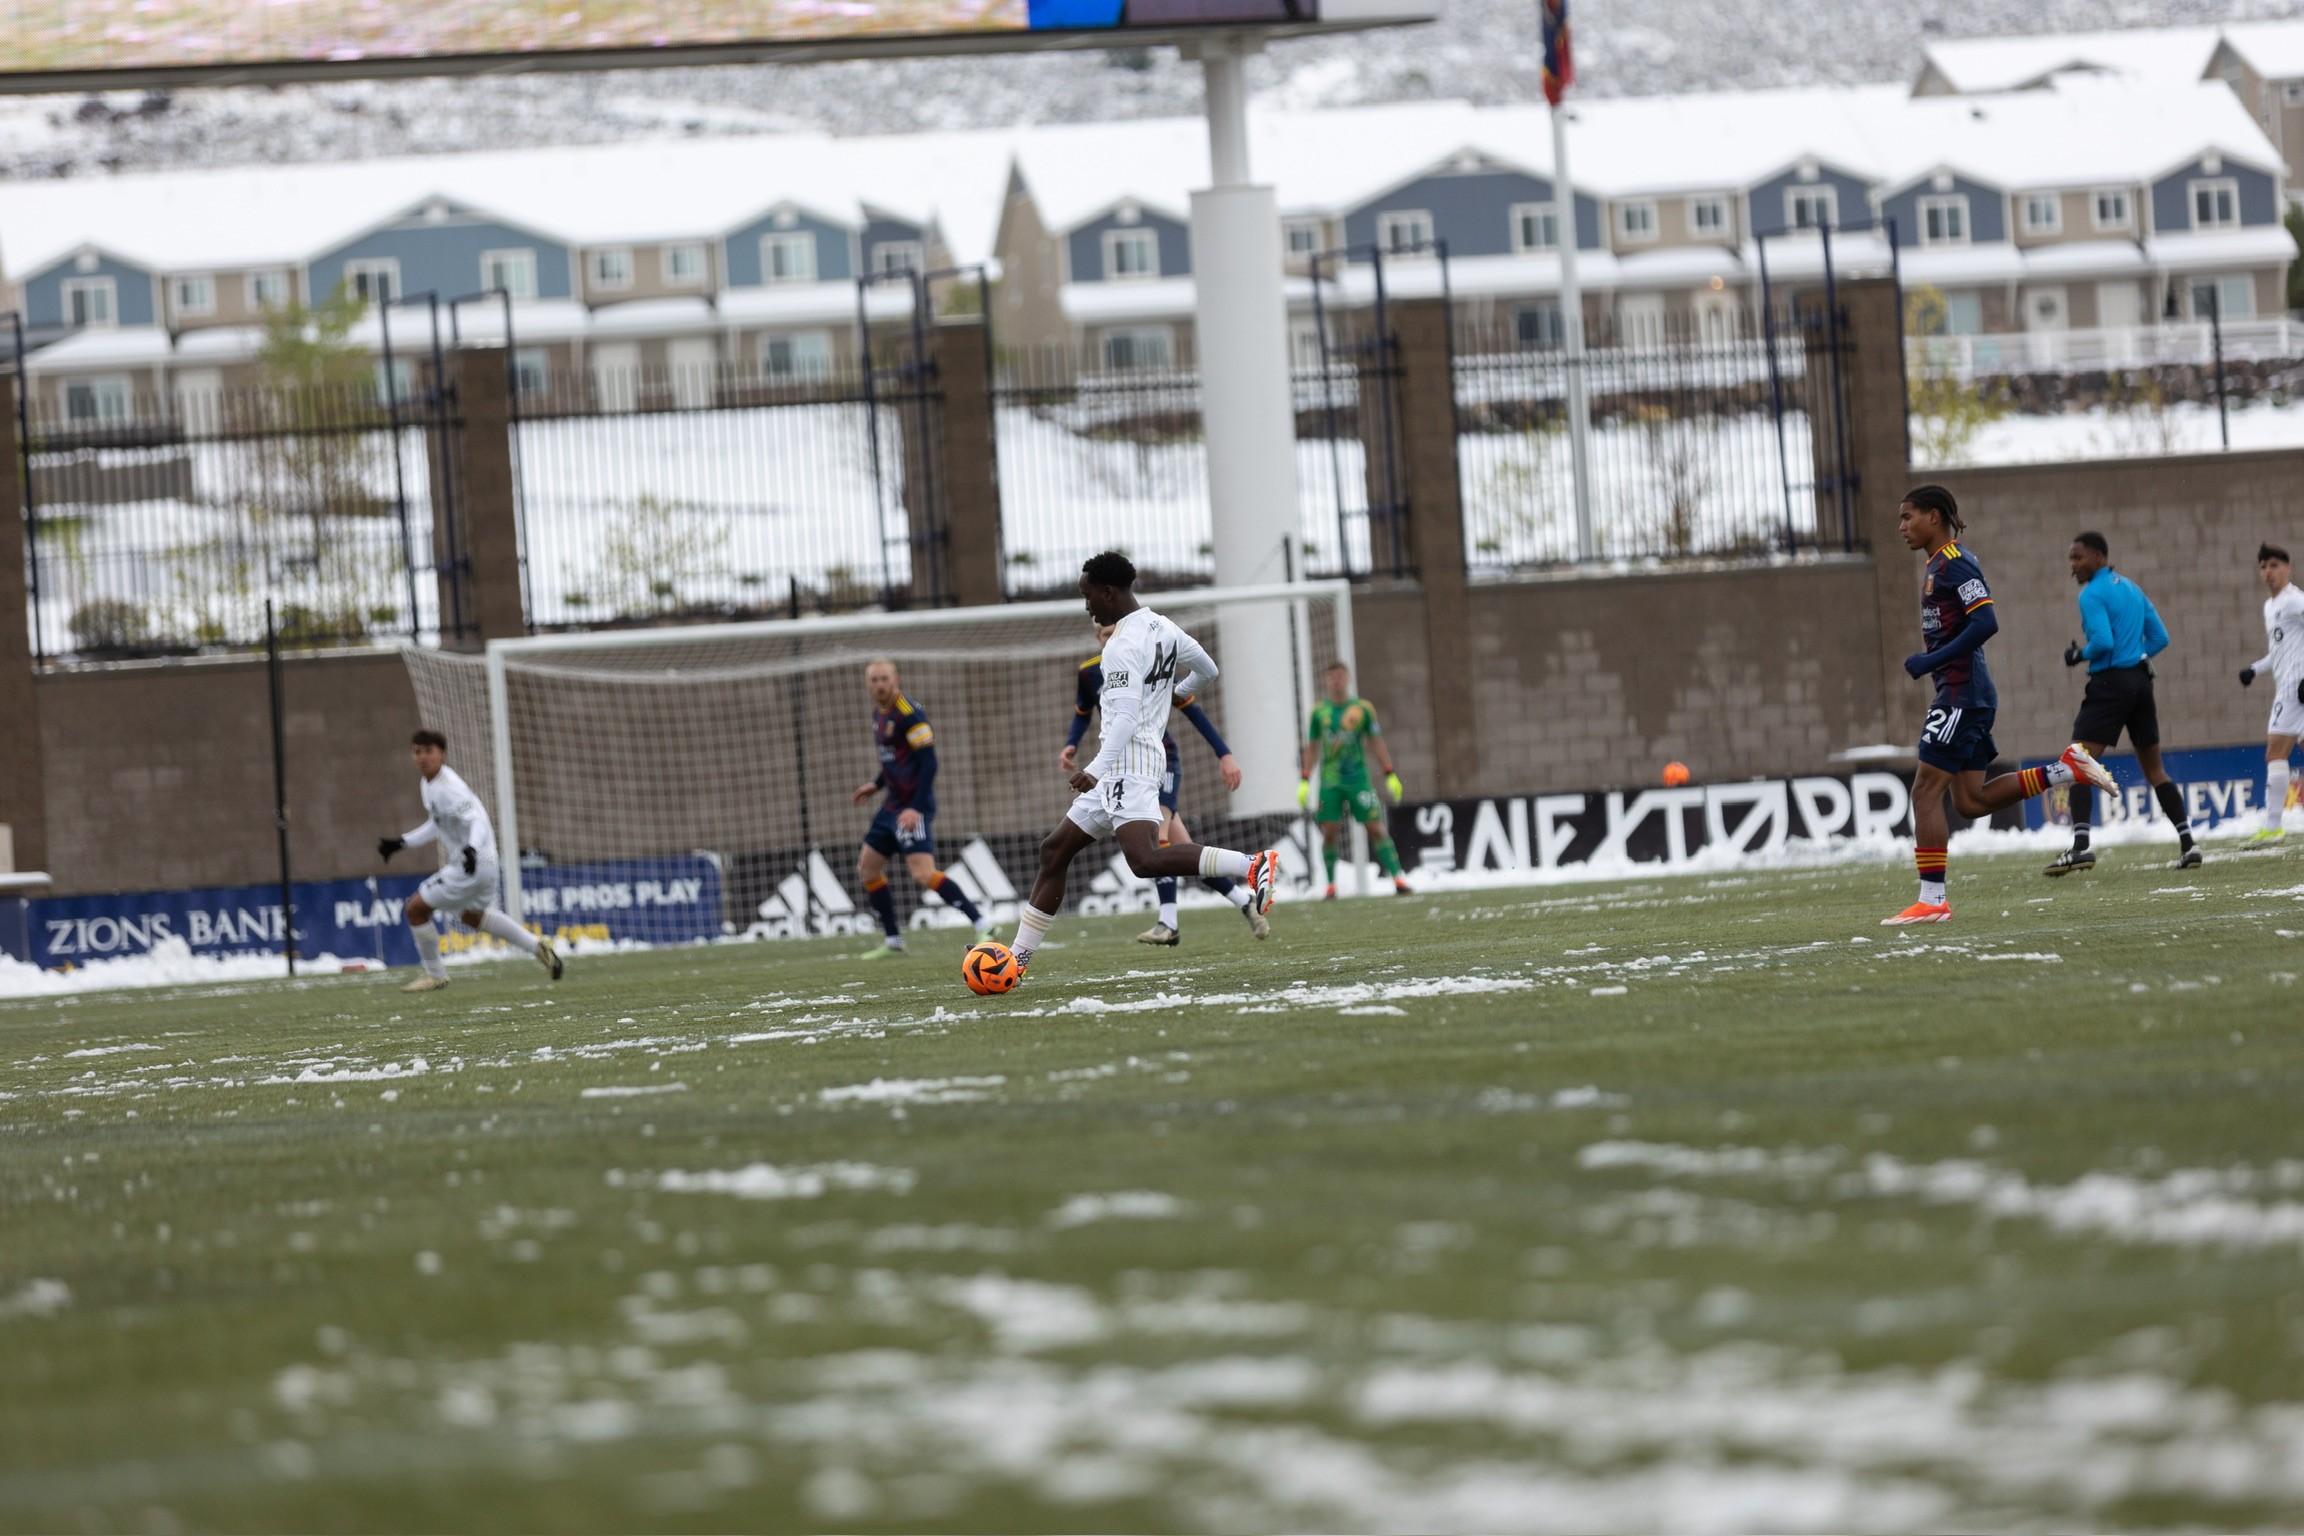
2, 0, 1431, 91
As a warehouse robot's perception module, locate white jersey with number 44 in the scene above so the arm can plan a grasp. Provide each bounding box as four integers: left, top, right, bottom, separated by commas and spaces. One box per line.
1088, 607, 1217, 783
2256, 584, 2304, 691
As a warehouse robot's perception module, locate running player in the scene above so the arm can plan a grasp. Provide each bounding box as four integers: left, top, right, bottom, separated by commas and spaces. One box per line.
2047, 531, 2199, 874
1008, 552, 1279, 978
849, 659, 992, 958
377, 728, 562, 992
1298, 660, 1410, 898
1887, 486, 2115, 925
1064, 623, 1268, 945
2238, 542, 2304, 843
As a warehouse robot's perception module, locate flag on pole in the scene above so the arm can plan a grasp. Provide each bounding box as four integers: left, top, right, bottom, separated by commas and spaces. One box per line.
1540, 0, 1573, 106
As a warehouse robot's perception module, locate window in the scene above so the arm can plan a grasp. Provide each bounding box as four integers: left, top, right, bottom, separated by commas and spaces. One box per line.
871, 240, 925, 277
589, 248, 634, 291
513, 349, 550, 398
247, 270, 291, 309
2189, 275, 2256, 320
1514, 302, 1564, 350
1289, 318, 1326, 369
61, 276, 116, 328
761, 232, 817, 284
2020, 194, 2062, 235
1614, 200, 1658, 243
1688, 197, 1729, 236
1375, 210, 1434, 256
1942, 292, 1983, 335
662, 244, 707, 286
481, 248, 538, 300
1785, 185, 1838, 231
1509, 202, 1560, 253
1101, 326, 1172, 372
759, 330, 832, 380
2190, 178, 2239, 229
1283, 219, 1323, 259
2287, 81, 2304, 104
1103, 227, 1159, 280
374, 357, 414, 402
2091, 189, 2133, 231
172, 275, 215, 317
342, 258, 398, 305
64, 377, 130, 423
1917, 194, 1969, 246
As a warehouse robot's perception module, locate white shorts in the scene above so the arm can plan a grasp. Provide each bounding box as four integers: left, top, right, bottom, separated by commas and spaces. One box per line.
1065, 773, 1164, 840
419, 856, 501, 915
2271, 692, 2304, 740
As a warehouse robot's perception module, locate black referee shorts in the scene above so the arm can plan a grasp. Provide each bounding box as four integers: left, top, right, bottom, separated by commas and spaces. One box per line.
2072, 663, 2159, 749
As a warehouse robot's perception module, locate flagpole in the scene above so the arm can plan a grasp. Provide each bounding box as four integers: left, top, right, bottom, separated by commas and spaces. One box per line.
1552, 101, 1596, 562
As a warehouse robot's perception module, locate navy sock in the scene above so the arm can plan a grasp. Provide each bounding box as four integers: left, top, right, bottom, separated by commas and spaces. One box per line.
929, 874, 982, 923
1155, 877, 1178, 908
865, 879, 899, 938
1200, 876, 1235, 896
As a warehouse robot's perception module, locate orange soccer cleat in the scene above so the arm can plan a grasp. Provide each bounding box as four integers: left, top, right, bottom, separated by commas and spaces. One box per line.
1247, 850, 1281, 916
2058, 742, 2118, 793
1881, 900, 1953, 926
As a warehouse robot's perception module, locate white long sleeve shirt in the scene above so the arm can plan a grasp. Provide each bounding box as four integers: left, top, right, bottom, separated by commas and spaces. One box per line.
1087, 607, 1217, 783
401, 765, 498, 866
2253, 584, 2304, 689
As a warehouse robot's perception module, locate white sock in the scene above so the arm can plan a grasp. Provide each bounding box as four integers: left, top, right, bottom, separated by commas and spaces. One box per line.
2269, 761, 2291, 829
1199, 848, 1251, 880
1222, 884, 1252, 909
2044, 759, 2076, 787
1919, 878, 1946, 906
411, 922, 446, 979
1158, 900, 1179, 929
478, 909, 541, 956
1011, 903, 1055, 965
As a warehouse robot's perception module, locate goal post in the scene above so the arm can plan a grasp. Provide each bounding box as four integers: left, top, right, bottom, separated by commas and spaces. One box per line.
399, 580, 1356, 945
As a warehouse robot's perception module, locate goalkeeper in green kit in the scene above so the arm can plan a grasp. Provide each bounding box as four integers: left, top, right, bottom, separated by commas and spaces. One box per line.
1298, 659, 1412, 898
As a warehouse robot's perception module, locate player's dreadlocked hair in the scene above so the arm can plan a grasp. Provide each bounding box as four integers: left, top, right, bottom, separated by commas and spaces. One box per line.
1901, 484, 1963, 536
1082, 551, 1138, 590
2261, 543, 2291, 565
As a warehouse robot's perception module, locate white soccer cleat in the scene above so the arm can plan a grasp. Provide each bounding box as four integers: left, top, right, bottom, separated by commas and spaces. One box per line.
2058, 743, 2118, 794
1243, 904, 1270, 941
536, 939, 564, 981
400, 974, 451, 993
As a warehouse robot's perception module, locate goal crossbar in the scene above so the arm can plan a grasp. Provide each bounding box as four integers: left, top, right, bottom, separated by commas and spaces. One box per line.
482, 579, 1355, 922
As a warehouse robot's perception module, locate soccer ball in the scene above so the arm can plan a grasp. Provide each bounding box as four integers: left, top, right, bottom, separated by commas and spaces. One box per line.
1662, 761, 1691, 787
962, 941, 1022, 995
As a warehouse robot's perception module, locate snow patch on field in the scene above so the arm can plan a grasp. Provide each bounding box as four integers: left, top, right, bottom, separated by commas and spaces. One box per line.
0, 1278, 71, 1319
650, 1162, 917, 1200
1579, 1141, 2304, 1252
60, 1043, 162, 1057
1047, 1191, 1189, 1229
819, 1075, 1005, 1105
262, 1056, 430, 1085
580, 1082, 689, 1099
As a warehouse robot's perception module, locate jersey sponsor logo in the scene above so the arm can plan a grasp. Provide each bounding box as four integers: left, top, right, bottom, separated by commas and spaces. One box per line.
1957, 578, 1988, 605
1105, 669, 1129, 689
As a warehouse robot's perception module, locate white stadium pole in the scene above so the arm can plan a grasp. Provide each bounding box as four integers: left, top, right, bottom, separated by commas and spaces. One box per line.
486, 642, 523, 922
1191, 35, 1305, 818
1552, 101, 1596, 563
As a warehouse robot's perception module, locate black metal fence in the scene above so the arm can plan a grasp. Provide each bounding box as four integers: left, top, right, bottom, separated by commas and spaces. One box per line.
16, 379, 468, 662
1452, 304, 1859, 573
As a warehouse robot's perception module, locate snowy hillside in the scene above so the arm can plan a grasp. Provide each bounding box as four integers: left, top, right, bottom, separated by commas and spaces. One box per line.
2, 0, 2302, 180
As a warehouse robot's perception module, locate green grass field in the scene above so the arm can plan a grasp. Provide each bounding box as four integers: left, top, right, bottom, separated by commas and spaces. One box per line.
5, 845, 2304, 1533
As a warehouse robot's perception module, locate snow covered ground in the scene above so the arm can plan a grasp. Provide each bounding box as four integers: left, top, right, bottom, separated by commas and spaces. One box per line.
1936, 397, 2304, 468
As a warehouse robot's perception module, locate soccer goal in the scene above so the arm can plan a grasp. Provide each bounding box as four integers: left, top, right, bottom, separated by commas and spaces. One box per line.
400, 580, 1355, 944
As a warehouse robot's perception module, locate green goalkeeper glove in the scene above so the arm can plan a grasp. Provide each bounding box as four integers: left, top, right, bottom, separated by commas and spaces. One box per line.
1296, 778, 1313, 808
1385, 772, 1405, 803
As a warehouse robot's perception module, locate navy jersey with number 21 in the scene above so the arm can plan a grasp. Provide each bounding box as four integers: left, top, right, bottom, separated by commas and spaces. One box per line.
1921, 541, 1998, 710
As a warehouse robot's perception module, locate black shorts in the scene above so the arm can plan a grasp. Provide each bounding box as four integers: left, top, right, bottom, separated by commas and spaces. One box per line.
2072, 664, 2159, 750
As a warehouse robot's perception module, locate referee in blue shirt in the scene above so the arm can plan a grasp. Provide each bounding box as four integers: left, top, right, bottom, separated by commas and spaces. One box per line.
2049, 532, 2200, 874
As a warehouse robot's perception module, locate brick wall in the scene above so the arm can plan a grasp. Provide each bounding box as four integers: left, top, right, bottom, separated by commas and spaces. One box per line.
38, 652, 423, 897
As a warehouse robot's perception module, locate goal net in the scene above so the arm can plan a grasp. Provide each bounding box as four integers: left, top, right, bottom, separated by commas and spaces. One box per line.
399, 581, 1355, 946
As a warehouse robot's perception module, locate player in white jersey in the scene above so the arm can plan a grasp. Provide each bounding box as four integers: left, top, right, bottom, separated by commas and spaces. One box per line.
1006, 552, 1280, 976
378, 729, 563, 992
2239, 543, 2304, 842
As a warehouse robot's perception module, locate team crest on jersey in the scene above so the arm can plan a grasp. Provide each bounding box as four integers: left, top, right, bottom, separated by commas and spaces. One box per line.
1342, 705, 1365, 730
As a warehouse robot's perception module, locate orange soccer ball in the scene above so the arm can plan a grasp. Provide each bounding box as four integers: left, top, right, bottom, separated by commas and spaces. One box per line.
962, 941, 1023, 995
1662, 761, 1692, 787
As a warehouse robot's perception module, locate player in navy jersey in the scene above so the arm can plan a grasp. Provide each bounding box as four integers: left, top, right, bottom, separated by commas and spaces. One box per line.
1889, 485, 2117, 925
849, 658, 991, 958
1065, 623, 1268, 944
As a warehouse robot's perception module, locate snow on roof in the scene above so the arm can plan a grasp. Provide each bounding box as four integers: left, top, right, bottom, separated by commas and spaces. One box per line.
1875, 79, 2284, 193
2218, 21, 2304, 82
1915, 26, 2221, 95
